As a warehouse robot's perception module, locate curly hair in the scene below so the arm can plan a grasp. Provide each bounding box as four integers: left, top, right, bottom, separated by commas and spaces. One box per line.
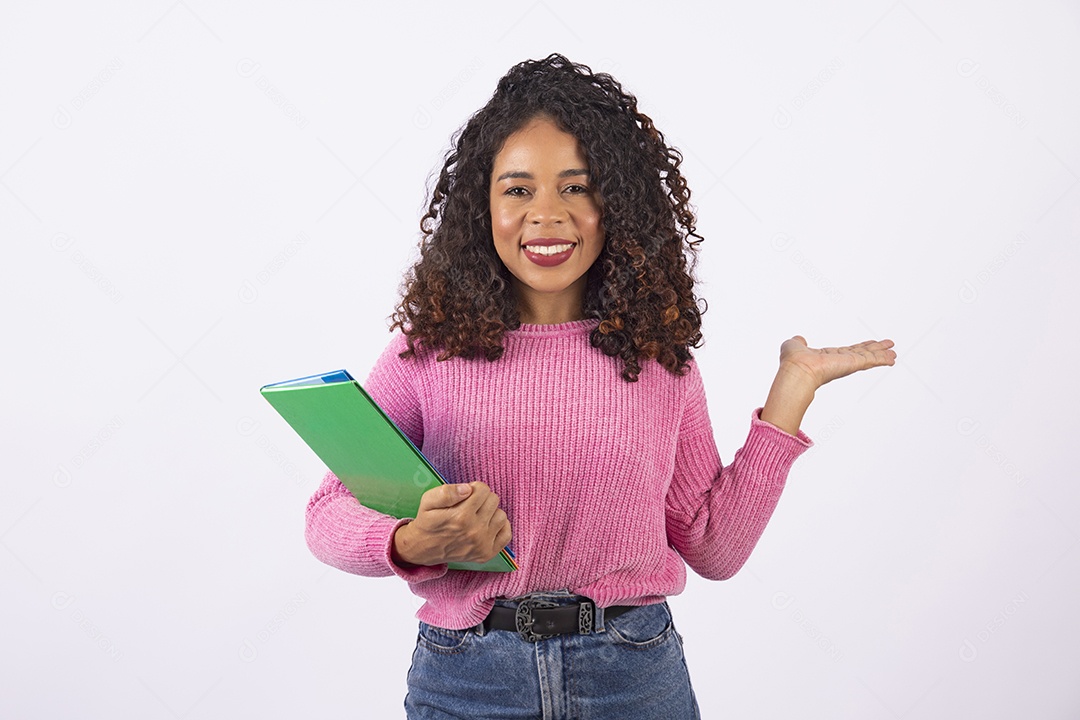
390, 53, 705, 381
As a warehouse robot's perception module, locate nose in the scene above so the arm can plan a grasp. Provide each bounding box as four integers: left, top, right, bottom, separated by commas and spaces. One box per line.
526, 188, 567, 225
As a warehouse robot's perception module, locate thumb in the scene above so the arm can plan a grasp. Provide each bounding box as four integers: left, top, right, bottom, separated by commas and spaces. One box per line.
422, 482, 473, 510
781, 335, 808, 354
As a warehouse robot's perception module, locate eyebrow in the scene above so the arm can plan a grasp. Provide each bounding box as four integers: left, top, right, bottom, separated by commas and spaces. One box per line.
494, 168, 590, 182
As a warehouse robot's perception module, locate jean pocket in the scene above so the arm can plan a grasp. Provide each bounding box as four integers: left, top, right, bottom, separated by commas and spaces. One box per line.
416, 622, 474, 655
604, 603, 674, 649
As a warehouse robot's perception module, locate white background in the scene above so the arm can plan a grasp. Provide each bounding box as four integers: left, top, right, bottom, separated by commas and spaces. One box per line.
3, 1, 1078, 717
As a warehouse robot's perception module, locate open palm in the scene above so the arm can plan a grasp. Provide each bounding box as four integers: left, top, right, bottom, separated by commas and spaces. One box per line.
778, 335, 897, 390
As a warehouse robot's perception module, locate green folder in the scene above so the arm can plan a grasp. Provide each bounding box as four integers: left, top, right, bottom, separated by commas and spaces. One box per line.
261, 369, 517, 572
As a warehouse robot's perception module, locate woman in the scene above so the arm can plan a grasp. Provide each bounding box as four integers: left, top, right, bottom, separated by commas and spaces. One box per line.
305, 53, 896, 719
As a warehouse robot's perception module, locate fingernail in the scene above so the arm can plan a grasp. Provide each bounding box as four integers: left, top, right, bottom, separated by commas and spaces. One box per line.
456, 484, 471, 496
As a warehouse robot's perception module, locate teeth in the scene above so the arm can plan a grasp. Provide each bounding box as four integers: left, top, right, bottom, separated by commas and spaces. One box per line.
526, 244, 573, 255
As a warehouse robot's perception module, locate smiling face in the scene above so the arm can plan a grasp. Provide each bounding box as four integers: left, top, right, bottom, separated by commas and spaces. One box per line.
489, 115, 605, 324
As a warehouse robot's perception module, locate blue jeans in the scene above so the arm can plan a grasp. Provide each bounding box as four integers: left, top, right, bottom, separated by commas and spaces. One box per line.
404, 592, 700, 719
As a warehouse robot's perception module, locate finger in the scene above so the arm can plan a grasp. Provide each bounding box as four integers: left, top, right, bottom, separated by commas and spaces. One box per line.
418, 482, 473, 511
850, 343, 897, 367
482, 511, 511, 559
845, 345, 894, 364
446, 481, 493, 514
489, 508, 509, 534
461, 481, 493, 509
492, 519, 512, 552
828, 341, 886, 355
474, 488, 502, 521
852, 339, 897, 359
853, 338, 894, 350
780, 336, 808, 351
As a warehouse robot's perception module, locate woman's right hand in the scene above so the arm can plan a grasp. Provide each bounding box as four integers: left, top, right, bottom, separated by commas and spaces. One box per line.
391, 482, 512, 567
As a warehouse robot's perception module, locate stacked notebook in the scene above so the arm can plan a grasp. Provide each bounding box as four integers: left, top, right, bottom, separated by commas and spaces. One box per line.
261, 369, 517, 572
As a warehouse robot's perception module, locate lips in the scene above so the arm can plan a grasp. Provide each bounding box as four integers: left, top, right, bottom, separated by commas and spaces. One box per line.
522, 238, 576, 267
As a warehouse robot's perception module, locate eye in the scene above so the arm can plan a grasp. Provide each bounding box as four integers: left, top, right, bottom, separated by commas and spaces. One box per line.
504, 186, 530, 197
563, 184, 589, 194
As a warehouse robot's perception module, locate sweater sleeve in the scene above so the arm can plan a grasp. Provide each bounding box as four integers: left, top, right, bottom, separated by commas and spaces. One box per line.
303, 334, 448, 582
664, 362, 813, 580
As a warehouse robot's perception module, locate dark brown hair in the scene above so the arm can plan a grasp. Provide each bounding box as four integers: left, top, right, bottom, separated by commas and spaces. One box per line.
391, 53, 704, 381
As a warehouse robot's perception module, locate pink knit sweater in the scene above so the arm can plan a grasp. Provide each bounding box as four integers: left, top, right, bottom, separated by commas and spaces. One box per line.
305, 320, 813, 630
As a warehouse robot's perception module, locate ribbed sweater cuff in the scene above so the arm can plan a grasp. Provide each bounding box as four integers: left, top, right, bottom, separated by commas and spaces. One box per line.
385, 518, 449, 582
749, 406, 814, 456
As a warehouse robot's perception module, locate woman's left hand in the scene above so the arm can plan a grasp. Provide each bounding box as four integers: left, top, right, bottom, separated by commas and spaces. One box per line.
777, 335, 897, 392
760, 336, 896, 436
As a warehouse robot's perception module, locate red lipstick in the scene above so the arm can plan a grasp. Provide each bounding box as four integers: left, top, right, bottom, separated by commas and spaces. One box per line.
522, 238, 576, 267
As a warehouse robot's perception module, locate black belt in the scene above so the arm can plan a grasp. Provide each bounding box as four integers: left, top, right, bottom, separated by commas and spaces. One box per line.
483, 597, 634, 642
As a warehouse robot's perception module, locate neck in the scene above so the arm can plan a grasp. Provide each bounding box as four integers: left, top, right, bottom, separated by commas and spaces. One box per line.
514, 282, 587, 325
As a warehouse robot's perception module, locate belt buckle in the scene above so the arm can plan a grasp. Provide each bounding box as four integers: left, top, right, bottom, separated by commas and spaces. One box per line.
512, 597, 596, 642
514, 598, 559, 643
